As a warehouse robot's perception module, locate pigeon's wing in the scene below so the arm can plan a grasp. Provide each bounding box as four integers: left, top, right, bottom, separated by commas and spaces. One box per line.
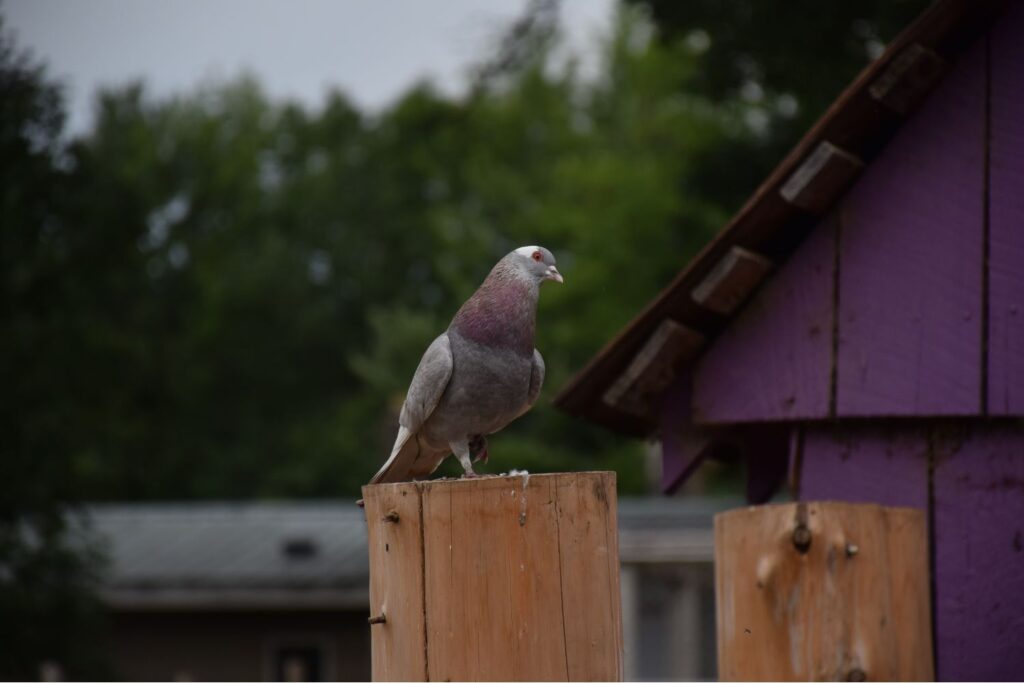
369, 334, 453, 484
515, 348, 546, 418
398, 333, 454, 432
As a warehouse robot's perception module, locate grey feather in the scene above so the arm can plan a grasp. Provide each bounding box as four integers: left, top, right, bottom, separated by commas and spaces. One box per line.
398, 334, 453, 433
369, 334, 452, 484
516, 349, 545, 419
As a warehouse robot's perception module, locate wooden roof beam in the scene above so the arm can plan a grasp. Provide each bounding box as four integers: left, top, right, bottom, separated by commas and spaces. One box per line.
602, 319, 705, 417
691, 246, 775, 316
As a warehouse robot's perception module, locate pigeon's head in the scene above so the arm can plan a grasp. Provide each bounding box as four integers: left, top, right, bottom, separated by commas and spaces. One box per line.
513, 245, 563, 285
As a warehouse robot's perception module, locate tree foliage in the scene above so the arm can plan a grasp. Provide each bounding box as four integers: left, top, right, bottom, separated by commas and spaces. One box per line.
1, 17, 110, 679
626, 0, 929, 208
6, 6, 750, 505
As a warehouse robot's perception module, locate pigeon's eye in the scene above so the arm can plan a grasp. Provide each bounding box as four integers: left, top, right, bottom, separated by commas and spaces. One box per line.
532, 251, 542, 262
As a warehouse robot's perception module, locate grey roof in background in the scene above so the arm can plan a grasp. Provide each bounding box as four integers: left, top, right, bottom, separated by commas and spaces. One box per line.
88, 502, 370, 610
87, 496, 737, 610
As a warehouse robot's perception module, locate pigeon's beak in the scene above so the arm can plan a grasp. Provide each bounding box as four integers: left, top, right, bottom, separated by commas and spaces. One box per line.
545, 265, 564, 284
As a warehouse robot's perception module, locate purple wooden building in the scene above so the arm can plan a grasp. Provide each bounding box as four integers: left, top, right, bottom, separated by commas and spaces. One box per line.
555, 0, 1022, 679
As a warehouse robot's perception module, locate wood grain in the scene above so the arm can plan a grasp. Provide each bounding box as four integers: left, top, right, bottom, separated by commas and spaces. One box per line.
554, 473, 624, 681
715, 502, 933, 681
987, 2, 1024, 415
692, 213, 836, 424
364, 472, 623, 682
836, 39, 987, 416
364, 482, 428, 682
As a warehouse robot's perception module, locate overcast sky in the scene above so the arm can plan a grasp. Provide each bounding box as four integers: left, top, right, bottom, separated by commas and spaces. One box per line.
5, 0, 615, 134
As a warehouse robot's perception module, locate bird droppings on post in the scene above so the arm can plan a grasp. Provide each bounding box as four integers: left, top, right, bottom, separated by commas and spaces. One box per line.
508, 469, 530, 526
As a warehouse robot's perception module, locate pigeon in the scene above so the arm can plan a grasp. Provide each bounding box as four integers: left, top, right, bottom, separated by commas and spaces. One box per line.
369, 246, 563, 484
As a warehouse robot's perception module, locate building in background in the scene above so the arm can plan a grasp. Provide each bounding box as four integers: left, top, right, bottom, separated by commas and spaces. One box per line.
88, 498, 733, 681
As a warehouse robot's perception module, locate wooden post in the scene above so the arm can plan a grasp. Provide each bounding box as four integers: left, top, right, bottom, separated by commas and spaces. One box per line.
363, 471, 623, 682
714, 502, 933, 681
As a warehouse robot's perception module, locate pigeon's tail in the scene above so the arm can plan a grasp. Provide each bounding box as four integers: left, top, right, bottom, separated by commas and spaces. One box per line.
369, 426, 447, 485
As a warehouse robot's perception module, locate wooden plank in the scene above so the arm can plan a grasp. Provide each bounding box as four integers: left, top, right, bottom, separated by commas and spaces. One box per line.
384, 472, 625, 682
602, 319, 704, 417
933, 424, 1024, 680
692, 213, 836, 424
421, 474, 568, 681
988, 2, 1024, 415
363, 482, 427, 682
798, 425, 930, 509
690, 246, 774, 315
836, 39, 987, 417
555, 472, 624, 681
869, 43, 946, 114
715, 502, 933, 681
779, 141, 864, 214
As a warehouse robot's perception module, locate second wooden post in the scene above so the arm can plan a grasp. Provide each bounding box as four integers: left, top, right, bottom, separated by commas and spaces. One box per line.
715, 501, 933, 681
363, 471, 623, 682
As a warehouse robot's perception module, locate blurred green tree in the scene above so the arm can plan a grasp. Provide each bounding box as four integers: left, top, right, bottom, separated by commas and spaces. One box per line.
0, 18, 112, 679
4, 5, 741, 503
625, 0, 929, 208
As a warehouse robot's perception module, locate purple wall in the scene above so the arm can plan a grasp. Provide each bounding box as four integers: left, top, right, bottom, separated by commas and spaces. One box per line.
932, 424, 1024, 680
798, 425, 929, 509
835, 40, 986, 417
988, 2, 1024, 414
692, 215, 835, 423
689, 34, 1022, 424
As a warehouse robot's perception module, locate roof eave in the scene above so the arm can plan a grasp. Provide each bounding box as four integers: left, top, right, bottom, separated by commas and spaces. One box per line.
555, 0, 1006, 435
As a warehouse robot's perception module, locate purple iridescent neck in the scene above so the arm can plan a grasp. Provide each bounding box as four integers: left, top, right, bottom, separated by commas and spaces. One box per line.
449, 261, 539, 357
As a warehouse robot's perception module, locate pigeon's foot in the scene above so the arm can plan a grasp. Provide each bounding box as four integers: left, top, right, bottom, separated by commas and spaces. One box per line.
469, 434, 488, 464
460, 471, 481, 479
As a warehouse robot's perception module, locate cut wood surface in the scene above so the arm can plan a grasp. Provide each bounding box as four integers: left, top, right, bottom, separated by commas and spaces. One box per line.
715, 501, 933, 681
363, 472, 623, 682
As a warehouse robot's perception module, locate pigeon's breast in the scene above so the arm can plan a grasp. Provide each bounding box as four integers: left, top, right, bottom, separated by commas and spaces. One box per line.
426, 333, 532, 439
